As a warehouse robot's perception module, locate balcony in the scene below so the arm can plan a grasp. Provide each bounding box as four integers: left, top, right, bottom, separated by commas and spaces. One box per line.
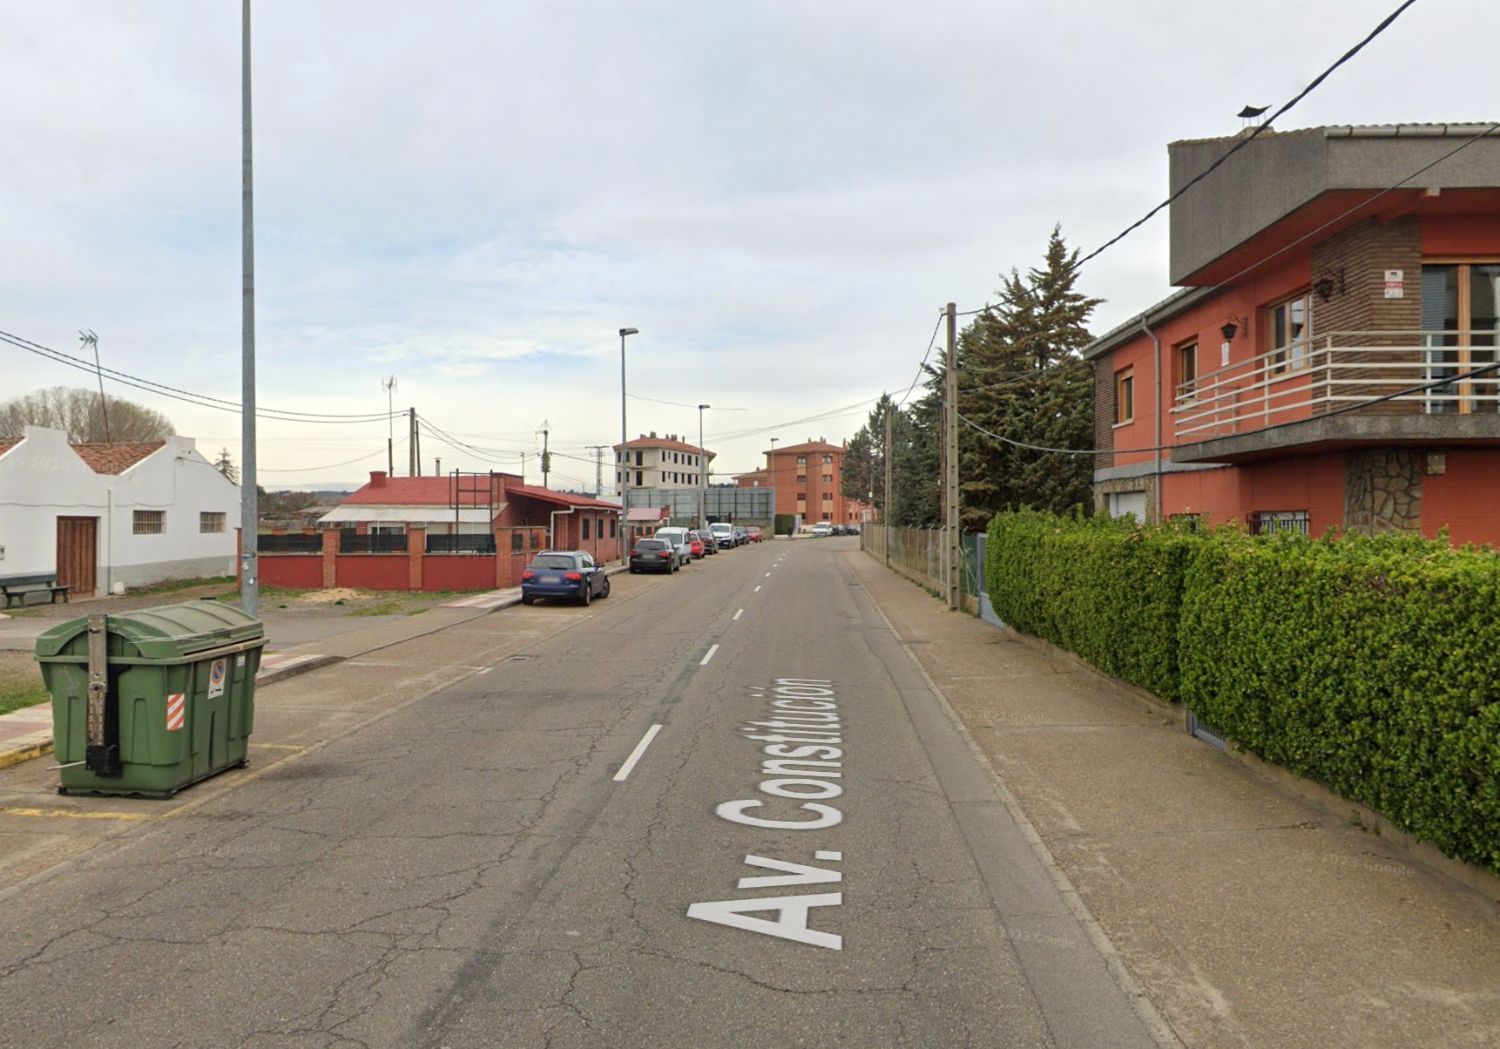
1171, 331, 1500, 463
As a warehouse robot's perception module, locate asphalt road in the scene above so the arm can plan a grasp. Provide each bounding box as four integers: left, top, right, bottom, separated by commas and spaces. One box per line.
0, 539, 1163, 1048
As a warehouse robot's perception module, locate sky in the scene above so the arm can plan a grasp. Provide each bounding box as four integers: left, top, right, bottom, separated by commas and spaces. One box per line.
3, 0, 1496, 490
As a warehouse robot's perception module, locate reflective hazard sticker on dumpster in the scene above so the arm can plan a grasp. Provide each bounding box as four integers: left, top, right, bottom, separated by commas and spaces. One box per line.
208, 658, 227, 699
166, 693, 186, 732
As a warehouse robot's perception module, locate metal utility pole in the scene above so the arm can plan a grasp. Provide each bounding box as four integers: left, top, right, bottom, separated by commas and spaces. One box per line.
538, 421, 551, 488
239, 0, 259, 618
409, 408, 418, 476
883, 405, 893, 568
618, 327, 637, 564
79, 330, 110, 443
586, 445, 608, 496
697, 403, 710, 530
944, 301, 959, 611
383, 375, 397, 475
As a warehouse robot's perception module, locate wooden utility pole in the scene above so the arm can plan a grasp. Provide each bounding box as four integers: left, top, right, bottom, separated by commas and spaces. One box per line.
944, 302, 960, 611
408, 408, 418, 476
883, 404, 893, 567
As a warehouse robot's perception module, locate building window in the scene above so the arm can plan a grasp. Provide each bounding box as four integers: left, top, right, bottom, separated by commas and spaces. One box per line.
796, 456, 806, 465
199, 512, 225, 534
1267, 293, 1310, 374
822, 454, 832, 464
1249, 510, 1310, 536
635, 470, 643, 486
1106, 491, 1147, 521
511, 532, 524, 552
530, 531, 541, 548
1176, 340, 1198, 400
582, 517, 591, 540
822, 473, 833, 483
133, 510, 165, 535
796, 473, 807, 483
635, 451, 643, 466
610, 517, 617, 538
1114, 368, 1134, 425
821, 492, 832, 502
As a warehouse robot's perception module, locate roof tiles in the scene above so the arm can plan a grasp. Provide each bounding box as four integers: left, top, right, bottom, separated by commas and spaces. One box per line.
70, 441, 166, 474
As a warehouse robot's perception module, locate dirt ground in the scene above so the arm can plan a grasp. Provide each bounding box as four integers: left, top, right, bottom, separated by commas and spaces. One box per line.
5, 583, 462, 622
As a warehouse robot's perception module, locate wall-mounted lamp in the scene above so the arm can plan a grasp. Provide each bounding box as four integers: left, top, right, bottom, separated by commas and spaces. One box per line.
1313, 268, 1345, 302
1220, 314, 1244, 342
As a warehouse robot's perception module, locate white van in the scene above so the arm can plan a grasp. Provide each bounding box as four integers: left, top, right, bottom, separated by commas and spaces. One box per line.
708, 522, 736, 548
652, 527, 694, 568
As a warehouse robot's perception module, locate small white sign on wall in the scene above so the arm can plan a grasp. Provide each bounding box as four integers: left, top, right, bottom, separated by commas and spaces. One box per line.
1221, 341, 1231, 366
1384, 269, 1405, 299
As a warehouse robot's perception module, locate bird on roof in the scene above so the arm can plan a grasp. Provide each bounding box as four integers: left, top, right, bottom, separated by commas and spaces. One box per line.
1238, 105, 1269, 119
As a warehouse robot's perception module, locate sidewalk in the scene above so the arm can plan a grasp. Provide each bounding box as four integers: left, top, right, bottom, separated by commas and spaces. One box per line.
846, 550, 1499, 1049
0, 583, 530, 771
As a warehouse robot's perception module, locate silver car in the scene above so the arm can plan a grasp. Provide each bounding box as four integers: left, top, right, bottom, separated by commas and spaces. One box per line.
651, 527, 695, 568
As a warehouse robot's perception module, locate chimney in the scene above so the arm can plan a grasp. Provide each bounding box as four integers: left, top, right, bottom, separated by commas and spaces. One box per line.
650, 430, 657, 438
370, 470, 388, 488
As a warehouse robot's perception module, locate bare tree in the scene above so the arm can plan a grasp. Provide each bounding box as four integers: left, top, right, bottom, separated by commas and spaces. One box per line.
0, 387, 176, 443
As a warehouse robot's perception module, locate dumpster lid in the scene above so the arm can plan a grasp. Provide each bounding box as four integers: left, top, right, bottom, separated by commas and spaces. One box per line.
34, 601, 264, 661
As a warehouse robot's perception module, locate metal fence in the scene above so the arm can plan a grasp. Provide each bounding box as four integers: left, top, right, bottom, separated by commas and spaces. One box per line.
860, 526, 983, 600
425, 534, 497, 554
339, 531, 408, 553
257, 533, 322, 553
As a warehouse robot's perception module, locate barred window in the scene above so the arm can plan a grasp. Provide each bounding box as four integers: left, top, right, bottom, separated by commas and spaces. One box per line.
1249, 510, 1310, 536
199, 512, 226, 534
582, 517, 591, 540
133, 510, 165, 535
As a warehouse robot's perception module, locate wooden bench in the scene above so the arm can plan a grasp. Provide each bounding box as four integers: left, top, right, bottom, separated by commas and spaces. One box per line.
0, 573, 71, 610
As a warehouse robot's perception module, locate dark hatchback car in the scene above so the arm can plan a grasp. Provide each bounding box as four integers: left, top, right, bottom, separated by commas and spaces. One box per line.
521, 551, 611, 605
693, 530, 719, 555
629, 538, 678, 574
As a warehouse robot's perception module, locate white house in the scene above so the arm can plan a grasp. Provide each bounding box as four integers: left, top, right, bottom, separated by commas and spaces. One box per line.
0, 425, 240, 596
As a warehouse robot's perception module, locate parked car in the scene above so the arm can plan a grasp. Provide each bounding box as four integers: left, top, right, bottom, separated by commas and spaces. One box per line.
811, 522, 833, 537
709, 522, 736, 548
846, 525, 861, 536
734, 526, 749, 545
685, 530, 706, 559
698, 530, 719, 554
652, 527, 694, 568
629, 538, 678, 574
746, 527, 763, 543
521, 550, 610, 605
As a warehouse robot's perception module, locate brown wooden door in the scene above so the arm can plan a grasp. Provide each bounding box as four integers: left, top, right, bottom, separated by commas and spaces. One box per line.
55, 517, 98, 597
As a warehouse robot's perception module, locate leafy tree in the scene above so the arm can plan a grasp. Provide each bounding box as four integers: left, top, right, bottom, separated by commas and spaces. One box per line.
0, 386, 175, 443
955, 226, 1101, 530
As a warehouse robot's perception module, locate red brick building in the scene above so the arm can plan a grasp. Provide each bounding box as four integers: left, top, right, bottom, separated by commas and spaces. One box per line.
736, 439, 858, 525
1088, 124, 1500, 544
259, 471, 621, 592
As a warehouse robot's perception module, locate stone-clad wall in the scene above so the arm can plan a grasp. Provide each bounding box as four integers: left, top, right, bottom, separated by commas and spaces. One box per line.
1344, 449, 1422, 533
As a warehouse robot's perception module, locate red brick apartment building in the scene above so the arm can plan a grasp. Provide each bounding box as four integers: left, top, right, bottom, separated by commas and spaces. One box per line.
735, 439, 869, 525
1088, 124, 1500, 545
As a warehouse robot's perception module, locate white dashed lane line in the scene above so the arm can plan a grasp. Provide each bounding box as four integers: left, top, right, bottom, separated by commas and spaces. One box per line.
754, 585, 761, 592
733, 608, 744, 621
612, 724, 663, 782
700, 644, 720, 666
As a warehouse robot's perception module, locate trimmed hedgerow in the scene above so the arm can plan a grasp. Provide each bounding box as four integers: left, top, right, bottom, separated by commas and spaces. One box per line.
986, 509, 1194, 700
1180, 528, 1500, 872
984, 510, 1500, 874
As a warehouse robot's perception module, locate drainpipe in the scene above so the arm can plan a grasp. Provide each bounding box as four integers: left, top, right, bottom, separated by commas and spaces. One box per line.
1141, 317, 1163, 524
549, 506, 575, 550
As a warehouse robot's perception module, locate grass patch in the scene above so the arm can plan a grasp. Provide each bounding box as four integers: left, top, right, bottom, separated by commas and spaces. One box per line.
0, 672, 48, 717
128, 575, 238, 598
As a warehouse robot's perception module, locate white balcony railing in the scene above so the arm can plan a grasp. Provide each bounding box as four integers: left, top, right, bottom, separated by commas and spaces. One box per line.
1172, 331, 1500, 442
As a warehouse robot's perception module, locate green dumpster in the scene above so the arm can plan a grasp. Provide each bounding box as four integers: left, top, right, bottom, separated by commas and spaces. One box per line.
34, 602, 266, 798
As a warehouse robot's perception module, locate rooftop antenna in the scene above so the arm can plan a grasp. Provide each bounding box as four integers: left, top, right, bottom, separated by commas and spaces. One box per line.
382, 375, 398, 475
78, 329, 109, 443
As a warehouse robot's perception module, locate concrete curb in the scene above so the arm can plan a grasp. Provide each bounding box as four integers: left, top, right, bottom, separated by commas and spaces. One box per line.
0, 736, 52, 772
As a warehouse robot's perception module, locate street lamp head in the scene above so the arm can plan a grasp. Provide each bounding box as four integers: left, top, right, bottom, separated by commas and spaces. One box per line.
698, 403, 711, 410
619, 327, 639, 337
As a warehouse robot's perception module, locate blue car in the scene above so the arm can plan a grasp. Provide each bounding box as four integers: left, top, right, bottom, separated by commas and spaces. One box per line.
520, 550, 611, 606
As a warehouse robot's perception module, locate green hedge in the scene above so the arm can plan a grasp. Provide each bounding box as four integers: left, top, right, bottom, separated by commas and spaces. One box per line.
986, 509, 1194, 699
985, 510, 1500, 873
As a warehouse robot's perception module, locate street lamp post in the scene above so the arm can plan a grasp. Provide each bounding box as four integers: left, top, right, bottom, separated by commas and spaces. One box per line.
697, 403, 710, 531
618, 327, 638, 565
768, 437, 779, 536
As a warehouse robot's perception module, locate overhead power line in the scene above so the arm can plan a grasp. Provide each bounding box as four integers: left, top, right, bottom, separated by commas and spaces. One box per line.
1, 329, 399, 423
1074, 0, 1423, 270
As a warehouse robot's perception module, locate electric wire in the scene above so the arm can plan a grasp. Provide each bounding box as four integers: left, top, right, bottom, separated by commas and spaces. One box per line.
1073, 0, 1423, 270
1, 329, 400, 423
